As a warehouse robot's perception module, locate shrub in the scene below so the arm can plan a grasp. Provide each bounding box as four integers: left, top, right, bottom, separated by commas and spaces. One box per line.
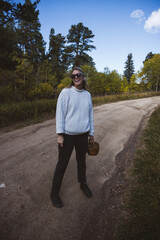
0, 99, 57, 127
28, 83, 54, 100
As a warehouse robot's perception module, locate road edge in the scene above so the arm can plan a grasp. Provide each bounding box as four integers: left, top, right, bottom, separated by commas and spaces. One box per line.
80, 108, 155, 240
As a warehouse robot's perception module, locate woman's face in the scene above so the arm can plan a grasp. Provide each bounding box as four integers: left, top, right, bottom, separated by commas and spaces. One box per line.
71, 70, 83, 89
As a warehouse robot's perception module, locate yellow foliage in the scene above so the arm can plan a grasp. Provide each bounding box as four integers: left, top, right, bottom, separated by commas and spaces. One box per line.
57, 77, 71, 93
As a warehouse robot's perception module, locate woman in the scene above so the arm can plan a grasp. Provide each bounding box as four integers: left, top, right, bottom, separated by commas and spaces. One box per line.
50, 67, 94, 208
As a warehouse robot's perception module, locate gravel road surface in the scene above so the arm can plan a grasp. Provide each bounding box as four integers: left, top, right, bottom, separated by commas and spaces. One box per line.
0, 96, 160, 240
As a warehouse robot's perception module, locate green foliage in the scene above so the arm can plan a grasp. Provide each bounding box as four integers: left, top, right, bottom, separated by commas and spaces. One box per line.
0, 99, 57, 127
81, 64, 97, 78
0, 84, 14, 103
0, 1, 159, 104
0, 0, 18, 70
38, 59, 53, 83
128, 73, 141, 92
0, 68, 16, 87
15, 54, 34, 87
87, 69, 128, 96
48, 28, 66, 80
120, 75, 128, 92
124, 53, 135, 83
107, 70, 123, 94
0, 68, 26, 102
139, 54, 160, 92
116, 106, 160, 240
143, 52, 155, 64
67, 22, 96, 67
57, 77, 71, 93
16, 0, 45, 66
88, 71, 106, 96
28, 83, 54, 99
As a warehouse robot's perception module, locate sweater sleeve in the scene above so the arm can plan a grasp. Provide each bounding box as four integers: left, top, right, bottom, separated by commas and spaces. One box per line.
56, 89, 69, 134
89, 94, 94, 136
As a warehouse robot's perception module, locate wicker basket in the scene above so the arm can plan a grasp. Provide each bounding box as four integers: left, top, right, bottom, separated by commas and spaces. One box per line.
87, 141, 99, 156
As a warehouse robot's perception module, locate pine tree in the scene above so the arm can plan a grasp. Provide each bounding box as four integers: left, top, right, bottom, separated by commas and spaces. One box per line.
124, 53, 134, 83
16, 0, 45, 67
67, 22, 96, 67
0, 0, 18, 70
48, 28, 66, 81
143, 52, 154, 64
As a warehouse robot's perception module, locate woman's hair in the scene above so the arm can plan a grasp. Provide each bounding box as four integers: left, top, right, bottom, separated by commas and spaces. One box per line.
68, 67, 87, 90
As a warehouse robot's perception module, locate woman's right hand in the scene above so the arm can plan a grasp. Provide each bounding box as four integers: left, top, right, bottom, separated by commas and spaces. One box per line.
57, 135, 64, 147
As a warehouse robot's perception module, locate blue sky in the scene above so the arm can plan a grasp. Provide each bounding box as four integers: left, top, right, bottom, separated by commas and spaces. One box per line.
17, 0, 160, 74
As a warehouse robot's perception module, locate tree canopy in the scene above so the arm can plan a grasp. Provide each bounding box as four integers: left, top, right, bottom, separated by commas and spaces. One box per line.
67, 22, 96, 67
0, 0, 160, 103
139, 54, 160, 92
16, 0, 45, 66
143, 52, 155, 64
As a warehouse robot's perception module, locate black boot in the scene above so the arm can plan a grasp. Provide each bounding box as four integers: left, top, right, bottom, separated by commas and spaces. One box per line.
50, 193, 63, 208
80, 182, 92, 198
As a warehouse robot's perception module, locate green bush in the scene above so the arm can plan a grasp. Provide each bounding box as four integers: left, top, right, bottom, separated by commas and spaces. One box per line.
28, 83, 54, 100
0, 84, 24, 103
0, 99, 57, 127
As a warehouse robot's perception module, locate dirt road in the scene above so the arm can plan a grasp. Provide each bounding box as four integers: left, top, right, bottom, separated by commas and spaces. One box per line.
0, 96, 160, 240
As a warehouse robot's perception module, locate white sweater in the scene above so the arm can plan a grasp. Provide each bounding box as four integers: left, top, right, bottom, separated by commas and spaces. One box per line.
56, 86, 94, 136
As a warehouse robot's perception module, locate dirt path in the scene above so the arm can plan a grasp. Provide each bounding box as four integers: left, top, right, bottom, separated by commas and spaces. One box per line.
0, 96, 160, 240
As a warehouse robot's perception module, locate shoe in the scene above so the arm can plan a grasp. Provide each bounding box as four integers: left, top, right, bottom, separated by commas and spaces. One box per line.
80, 182, 92, 198
50, 193, 63, 208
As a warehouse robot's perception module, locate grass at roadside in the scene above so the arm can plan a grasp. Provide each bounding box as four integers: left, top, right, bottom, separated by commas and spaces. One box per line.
0, 99, 57, 129
92, 91, 160, 106
115, 105, 160, 240
0, 91, 160, 129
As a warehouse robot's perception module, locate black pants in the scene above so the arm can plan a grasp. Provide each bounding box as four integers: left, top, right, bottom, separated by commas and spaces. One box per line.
51, 132, 89, 194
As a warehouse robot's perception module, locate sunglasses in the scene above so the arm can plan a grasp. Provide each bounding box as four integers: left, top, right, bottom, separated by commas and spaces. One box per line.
71, 73, 83, 79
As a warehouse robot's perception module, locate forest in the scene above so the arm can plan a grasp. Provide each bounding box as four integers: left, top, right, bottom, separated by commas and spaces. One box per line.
1, 0, 160, 102
0, 0, 160, 126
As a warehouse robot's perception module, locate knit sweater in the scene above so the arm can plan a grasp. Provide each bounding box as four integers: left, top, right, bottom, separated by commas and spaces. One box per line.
56, 86, 94, 136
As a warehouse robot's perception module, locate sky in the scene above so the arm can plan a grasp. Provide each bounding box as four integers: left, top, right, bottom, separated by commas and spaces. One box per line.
17, 0, 160, 74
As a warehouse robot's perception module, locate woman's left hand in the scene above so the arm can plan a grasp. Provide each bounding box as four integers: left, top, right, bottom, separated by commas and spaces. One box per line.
89, 135, 94, 143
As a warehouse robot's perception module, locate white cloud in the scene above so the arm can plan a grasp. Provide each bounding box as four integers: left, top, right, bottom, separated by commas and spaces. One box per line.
130, 9, 145, 23
144, 8, 160, 33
